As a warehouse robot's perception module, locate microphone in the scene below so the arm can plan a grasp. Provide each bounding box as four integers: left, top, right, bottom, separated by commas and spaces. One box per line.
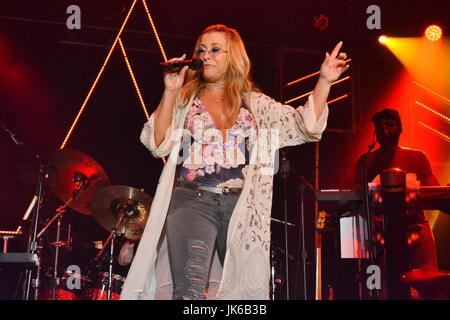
160, 58, 203, 73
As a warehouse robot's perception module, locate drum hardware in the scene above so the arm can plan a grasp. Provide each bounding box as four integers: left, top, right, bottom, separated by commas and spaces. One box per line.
37, 269, 88, 300
22, 148, 110, 300
81, 272, 125, 300
45, 148, 111, 216
90, 185, 152, 300
1, 127, 149, 300
95, 213, 125, 301
35, 203, 76, 300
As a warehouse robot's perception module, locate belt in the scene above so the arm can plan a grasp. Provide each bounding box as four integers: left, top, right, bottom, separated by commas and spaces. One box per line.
176, 180, 243, 195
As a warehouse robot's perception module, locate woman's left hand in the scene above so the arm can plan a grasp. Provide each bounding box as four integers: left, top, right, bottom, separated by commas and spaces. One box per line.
319, 41, 350, 84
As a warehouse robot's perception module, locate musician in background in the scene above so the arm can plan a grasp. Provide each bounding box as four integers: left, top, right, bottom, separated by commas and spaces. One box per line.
354, 108, 439, 279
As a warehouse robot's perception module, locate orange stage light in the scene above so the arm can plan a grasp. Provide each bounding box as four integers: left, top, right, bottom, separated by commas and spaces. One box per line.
378, 35, 388, 45
415, 101, 450, 123
418, 121, 450, 143
118, 38, 150, 121
425, 25, 443, 42
60, 0, 139, 149
142, 0, 168, 62
284, 76, 350, 104
285, 59, 351, 87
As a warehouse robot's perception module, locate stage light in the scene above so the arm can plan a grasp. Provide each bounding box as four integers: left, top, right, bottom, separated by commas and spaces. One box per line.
418, 122, 450, 143
118, 38, 150, 121
142, 0, 168, 62
313, 14, 329, 32
285, 59, 351, 87
60, 0, 139, 149
284, 76, 350, 104
378, 35, 388, 45
415, 101, 450, 124
413, 81, 450, 105
327, 94, 350, 105
425, 25, 442, 41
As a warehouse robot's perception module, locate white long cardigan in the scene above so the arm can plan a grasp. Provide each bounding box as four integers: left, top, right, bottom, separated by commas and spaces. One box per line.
120, 91, 328, 299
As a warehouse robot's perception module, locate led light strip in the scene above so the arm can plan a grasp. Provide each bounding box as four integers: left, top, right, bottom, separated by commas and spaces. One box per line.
413, 81, 450, 105
118, 38, 150, 121
418, 121, 450, 143
286, 71, 320, 87
415, 101, 450, 124
60, 0, 139, 149
284, 76, 350, 104
285, 59, 352, 87
0, 226, 22, 236
328, 93, 349, 105
142, 0, 168, 62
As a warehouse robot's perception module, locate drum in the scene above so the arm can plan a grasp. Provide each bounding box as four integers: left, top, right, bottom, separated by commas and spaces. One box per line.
81, 272, 125, 300
38, 270, 87, 300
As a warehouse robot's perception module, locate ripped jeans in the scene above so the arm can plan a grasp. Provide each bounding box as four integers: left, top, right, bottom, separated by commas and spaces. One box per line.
166, 185, 239, 300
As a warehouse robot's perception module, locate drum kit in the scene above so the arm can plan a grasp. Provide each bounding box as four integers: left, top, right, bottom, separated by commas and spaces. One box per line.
28, 148, 152, 300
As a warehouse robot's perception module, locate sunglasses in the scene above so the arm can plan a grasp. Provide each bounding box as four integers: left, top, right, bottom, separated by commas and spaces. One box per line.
195, 47, 229, 58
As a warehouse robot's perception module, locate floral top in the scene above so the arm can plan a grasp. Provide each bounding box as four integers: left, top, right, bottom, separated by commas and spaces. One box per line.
178, 96, 257, 187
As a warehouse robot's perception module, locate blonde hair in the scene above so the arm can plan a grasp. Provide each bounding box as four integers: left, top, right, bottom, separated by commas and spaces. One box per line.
179, 24, 259, 116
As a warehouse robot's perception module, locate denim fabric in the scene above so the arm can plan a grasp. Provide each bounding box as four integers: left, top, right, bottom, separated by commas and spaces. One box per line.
166, 185, 239, 300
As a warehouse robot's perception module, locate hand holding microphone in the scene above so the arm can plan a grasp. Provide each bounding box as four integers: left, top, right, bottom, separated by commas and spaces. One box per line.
161, 54, 203, 93
160, 55, 203, 73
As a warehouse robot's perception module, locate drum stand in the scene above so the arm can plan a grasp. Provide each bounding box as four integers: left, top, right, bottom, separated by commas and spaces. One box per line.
37, 206, 67, 300
36, 175, 86, 300
90, 187, 150, 300
95, 214, 125, 300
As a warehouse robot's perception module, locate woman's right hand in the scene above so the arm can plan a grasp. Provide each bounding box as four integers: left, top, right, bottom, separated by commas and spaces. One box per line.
163, 53, 189, 93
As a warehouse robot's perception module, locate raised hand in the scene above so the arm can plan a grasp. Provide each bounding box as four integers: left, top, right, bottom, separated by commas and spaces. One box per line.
319, 41, 350, 84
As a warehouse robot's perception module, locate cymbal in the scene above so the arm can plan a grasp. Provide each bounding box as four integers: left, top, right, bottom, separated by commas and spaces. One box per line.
46, 148, 110, 215
90, 185, 152, 240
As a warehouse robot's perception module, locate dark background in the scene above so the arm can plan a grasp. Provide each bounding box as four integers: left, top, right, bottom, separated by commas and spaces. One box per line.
0, 0, 449, 300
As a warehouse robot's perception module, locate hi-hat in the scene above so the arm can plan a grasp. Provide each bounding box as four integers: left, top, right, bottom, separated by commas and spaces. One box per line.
46, 148, 110, 215
90, 185, 152, 240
